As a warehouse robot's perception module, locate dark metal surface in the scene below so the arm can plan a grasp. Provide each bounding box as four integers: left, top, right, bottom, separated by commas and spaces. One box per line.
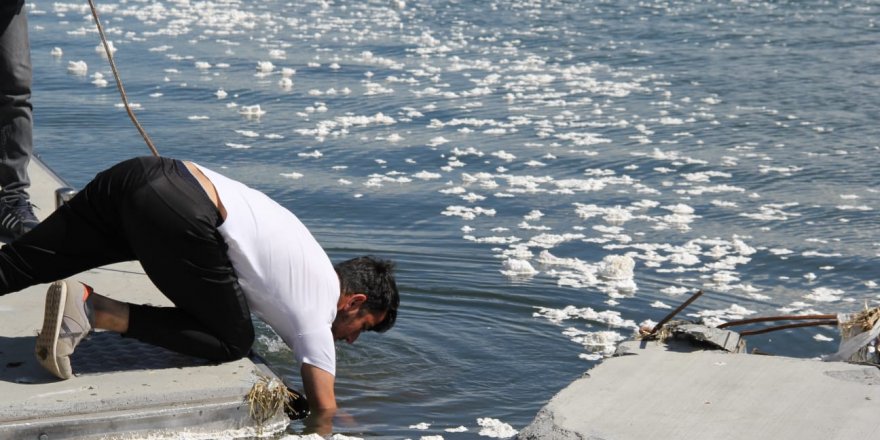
71, 331, 211, 375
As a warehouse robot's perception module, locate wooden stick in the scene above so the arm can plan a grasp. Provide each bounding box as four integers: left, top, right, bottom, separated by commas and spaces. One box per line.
738, 320, 838, 336
650, 289, 704, 334
718, 314, 837, 329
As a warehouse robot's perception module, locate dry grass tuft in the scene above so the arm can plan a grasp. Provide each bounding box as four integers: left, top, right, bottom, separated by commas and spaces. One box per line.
246, 374, 297, 434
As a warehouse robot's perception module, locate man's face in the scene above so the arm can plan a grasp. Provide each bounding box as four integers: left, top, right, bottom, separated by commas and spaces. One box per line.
331, 297, 388, 344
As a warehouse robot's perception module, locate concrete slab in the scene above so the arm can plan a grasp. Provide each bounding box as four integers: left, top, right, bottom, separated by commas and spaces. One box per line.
519, 337, 880, 440
0, 157, 289, 439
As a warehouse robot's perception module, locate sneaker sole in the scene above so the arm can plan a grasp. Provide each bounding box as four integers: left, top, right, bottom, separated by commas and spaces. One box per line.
35, 281, 69, 379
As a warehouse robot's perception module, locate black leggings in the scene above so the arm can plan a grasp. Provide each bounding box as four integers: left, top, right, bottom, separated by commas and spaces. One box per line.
0, 156, 254, 362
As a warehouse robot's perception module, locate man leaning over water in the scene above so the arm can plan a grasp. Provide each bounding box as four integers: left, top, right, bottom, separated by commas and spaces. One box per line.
0, 156, 400, 428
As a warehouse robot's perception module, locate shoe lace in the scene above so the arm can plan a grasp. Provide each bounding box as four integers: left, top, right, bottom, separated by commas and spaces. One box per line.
2, 197, 38, 220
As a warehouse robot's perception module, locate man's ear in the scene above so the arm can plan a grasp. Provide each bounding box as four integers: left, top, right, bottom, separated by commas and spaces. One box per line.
345, 293, 367, 311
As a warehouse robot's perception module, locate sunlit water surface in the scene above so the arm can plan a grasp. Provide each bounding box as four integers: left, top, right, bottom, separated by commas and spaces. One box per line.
24, 0, 880, 438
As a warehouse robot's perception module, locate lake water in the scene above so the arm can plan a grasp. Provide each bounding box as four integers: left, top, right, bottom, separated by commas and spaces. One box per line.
24, 0, 880, 438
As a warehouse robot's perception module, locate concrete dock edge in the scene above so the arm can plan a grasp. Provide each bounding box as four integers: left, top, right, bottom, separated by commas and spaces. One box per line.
519, 338, 880, 440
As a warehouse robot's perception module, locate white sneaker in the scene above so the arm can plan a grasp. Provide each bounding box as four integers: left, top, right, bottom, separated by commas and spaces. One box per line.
35, 281, 93, 379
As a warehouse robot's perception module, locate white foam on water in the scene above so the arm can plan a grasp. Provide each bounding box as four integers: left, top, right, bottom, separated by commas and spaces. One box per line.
239, 104, 266, 117
440, 186, 466, 195
280, 172, 303, 180
518, 221, 551, 231
386, 133, 405, 143
597, 254, 635, 281
114, 102, 142, 110
460, 192, 485, 202
95, 40, 117, 57
476, 418, 517, 439
441, 205, 496, 220
813, 334, 834, 342
561, 328, 627, 357
67, 60, 88, 75
711, 199, 738, 208
330, 434, 364, 440
413, 171, 442, 180
215, 88, 228, 99
740, 202, 801, 221
256, 61, 275, 73
501, 245, 533, 260
523, 210, 544, 221
527, 233, 585, 249
804, 287, 844, 302
140, 418, 289, 439
490, 150, 516, 162
426, 136, 449, 147
409, 423, 431, 430
225, 143, 251, 149
464, 235, 519, 245
256, 334, 287, 353
500, 259, 538, 278
662, 203, 694, 215
234, 130, 259, 138
639, 319, 658, 331
687, 304, 756, 327
667, 251, 700, 266
661, 286, 690, 296
445, 426, 468, 433
676, 184, 745, 196
602, 206, 634, 225
776, 301, 817, 314
533, 305, 637, 329
91, 72, 108, 87
450, 147, 484, 157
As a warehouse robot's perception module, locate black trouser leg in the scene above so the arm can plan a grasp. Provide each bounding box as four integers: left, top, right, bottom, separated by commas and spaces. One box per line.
0, 156, 254, 362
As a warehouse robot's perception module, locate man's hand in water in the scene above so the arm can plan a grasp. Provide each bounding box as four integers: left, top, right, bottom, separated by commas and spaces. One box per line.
302, 407, 357, 436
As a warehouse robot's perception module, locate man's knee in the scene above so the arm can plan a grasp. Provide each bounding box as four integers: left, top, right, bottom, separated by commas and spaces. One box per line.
221, 325, 255, 361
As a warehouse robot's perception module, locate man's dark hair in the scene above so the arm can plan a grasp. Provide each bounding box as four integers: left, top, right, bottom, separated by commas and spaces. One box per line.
335, 255, 399, 333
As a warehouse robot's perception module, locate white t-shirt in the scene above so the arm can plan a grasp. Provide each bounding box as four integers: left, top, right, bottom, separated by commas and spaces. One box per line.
194, 164, 340, 376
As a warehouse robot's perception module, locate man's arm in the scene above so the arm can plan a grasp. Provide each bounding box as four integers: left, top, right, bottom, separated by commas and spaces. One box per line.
301, 363, 337, 410
301, 363, 337, 435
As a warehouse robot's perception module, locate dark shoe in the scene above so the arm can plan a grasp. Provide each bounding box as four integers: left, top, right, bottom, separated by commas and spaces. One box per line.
0, 196, 39, 239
